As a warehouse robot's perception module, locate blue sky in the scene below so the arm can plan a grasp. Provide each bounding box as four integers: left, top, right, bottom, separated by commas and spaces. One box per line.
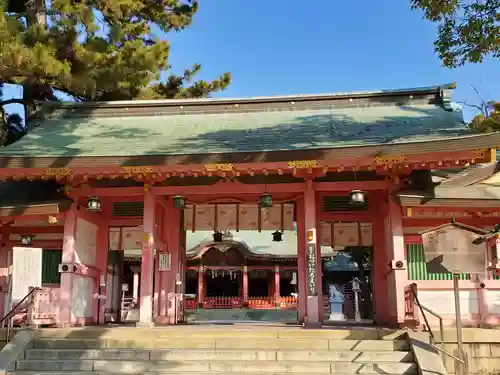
3, 0, 499, 122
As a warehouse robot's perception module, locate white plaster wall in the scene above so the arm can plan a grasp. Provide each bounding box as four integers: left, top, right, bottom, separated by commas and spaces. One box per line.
418, 290, 478, 315
485, 290, 500, 314
75, 218, 97, 265
71, 276, 93, 317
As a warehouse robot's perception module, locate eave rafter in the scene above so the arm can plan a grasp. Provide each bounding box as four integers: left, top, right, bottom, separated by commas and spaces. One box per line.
0, 148, 493, 183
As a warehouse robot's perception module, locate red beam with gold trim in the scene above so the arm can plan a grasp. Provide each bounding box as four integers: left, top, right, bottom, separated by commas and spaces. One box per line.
0, 147, 493, 181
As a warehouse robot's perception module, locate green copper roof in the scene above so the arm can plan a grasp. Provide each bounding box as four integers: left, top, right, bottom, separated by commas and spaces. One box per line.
0, 105, 467, 157
0, 84, 468, 158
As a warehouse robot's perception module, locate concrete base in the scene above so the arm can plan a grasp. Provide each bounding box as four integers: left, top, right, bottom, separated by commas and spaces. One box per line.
329, 313, 346, 321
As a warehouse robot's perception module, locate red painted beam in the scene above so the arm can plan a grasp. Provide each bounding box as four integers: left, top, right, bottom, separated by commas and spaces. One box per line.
109, 218, 142, 227
2, 213, 66, 224
0, 147, 493, 179
9, 226, 64, 234
75, 181, 389, 199
317, 212, 375, 222
12, 240, 62, 248
76, 187, 145, 197
403, 218, 500, 227
312, 180, 390, 192
76, 183, 306, 197
404, 234, 422, 244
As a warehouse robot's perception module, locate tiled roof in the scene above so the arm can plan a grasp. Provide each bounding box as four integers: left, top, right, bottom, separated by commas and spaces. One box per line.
0, 84, 468, 158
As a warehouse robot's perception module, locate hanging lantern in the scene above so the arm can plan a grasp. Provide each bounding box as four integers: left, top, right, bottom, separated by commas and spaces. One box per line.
349, 190, 365, 205
172, 195, 185, 209
259, 193, 273, 208
213, 231, 223, 242
20, 234, 35, 246
87, 197, 101, 212
222, 231, 233, 241
272, 230, 283, 242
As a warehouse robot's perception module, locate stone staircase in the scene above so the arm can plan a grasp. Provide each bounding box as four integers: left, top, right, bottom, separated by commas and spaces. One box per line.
8, 326, 418, 375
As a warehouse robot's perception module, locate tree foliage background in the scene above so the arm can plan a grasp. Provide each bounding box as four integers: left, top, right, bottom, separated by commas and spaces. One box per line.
411, 0, 499, 68
0, 0, 230, 144
469, 101, 500, 133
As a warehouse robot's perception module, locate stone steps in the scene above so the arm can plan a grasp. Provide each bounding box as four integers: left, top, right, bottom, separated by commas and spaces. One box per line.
9, 327, 417, 375
24, 348, 414, 362
9, 373, 409, 375
14, 359, 417, 374
31, 338, 410, 350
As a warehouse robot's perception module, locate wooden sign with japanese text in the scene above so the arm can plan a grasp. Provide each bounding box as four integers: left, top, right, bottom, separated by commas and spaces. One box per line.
421, 224, 486, 275
11, 247, 42, 305
307, 244, 316, 295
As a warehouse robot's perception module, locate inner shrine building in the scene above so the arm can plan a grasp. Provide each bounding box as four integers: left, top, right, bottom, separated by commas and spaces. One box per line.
1, 82, 500, 328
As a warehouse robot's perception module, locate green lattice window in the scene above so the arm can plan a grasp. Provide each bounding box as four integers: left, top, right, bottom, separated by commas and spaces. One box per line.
42, 250, 62, 284
406, 244, 470, 280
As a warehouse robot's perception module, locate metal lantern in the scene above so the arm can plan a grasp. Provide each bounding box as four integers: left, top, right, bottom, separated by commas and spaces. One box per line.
349, 190, 365, 205
222, 231, 234, 241
213, 231, 223, 242
87, 197, 101, 212
272, 230, 283, 242
172, 195, 185, 210
259, 193, 273, 208
20, 234, 35, 246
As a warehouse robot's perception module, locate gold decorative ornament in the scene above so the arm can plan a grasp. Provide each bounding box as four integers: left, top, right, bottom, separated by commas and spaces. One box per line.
204, 163, 234, 172
471, 149, 486, 159
43, 168, 73, 177
288, 160, 318, 169
121, 166, 154, 175
374, 155, 407, 165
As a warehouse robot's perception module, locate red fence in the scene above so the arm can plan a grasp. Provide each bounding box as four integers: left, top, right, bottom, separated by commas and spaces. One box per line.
28, 287, 61, 326
248, 297, 275, 309
184, 296, 298, 310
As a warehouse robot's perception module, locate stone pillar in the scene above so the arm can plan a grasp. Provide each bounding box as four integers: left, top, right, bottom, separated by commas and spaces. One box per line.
137, 189, 156, 327
242, 266, 249, 304
130, 265, 141, 303
303, 181, 322, 325
197, 265, 204, 305
59, 203, 78, 327
274, 265, 280, 306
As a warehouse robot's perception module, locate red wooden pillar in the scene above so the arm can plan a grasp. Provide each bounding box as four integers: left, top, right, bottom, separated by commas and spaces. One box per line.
296, 198, 307, 322
59, 203, 78, 327
137, 189, 156, 327
94, 223, 109, 325
243, 265, 249, 304
372, 199, 388, 326
385, 194, 407, 327
0, 225, 11, 319
304, 181, 323, 325
153, 202, 163, 318
198, 265, 204, 305
268, 272, 274, 297
274, 265, 280, 306
165, 196, 181, 324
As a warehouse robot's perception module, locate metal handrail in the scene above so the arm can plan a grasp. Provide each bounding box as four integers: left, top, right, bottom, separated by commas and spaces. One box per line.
409, 284, 465, 365
1, 286, 41, 342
